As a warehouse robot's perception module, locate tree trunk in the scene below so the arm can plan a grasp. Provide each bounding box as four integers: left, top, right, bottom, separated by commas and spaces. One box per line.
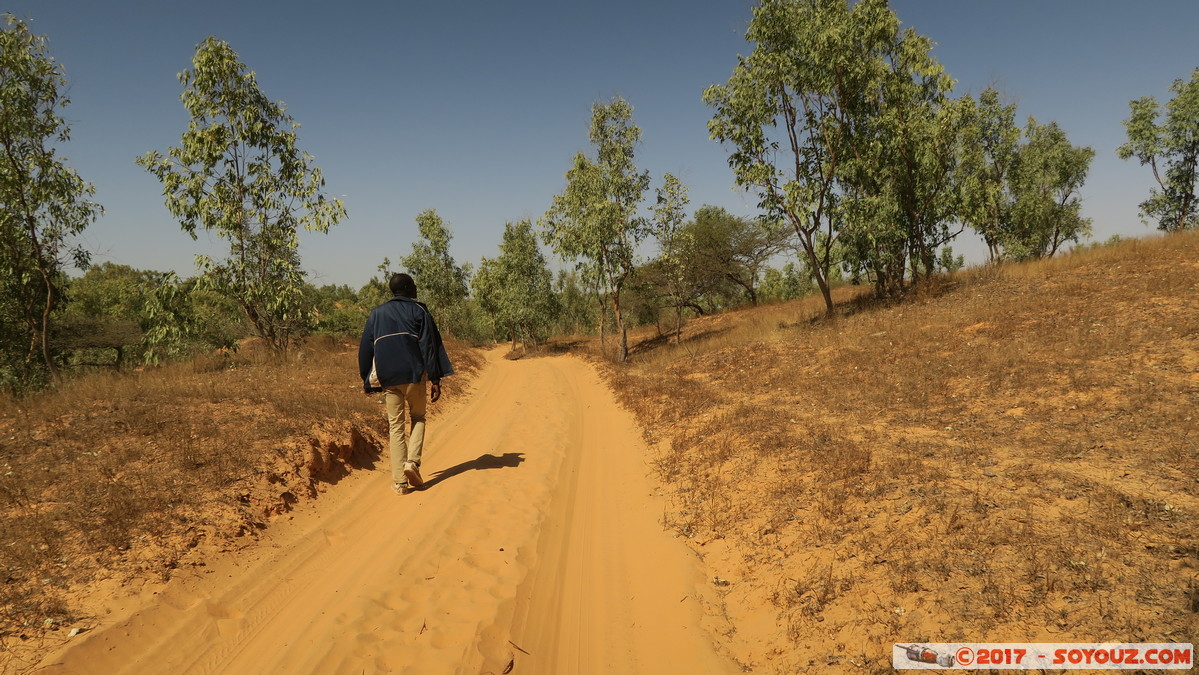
39, 279, 61, 386
919, 240, 937, 282
593, 278, 606, 348
26, 218, 62, 386
1178, 189, 1193, 231
37, 328, 60, 386
612, 293, 628, 363
798, 237, 834, 317
816, 275, 834, 316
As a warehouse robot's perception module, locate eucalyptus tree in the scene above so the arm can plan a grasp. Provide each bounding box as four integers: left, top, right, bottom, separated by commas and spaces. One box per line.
708, 0, 965, 304
473, 219, 558, 348
542, 96, 651, 362
704, 0, 863, 315
833, 5, 962, 296
958, 88, 1021, 262
1118, 67, 1199, 232
650, 172, 690, 343
400, 208, 471, 314
138, 36, 345, 353
849, 93, 966, 294
957, 89, 1093, 262
1007, 118, 1094, 259
0, 15, 101, 386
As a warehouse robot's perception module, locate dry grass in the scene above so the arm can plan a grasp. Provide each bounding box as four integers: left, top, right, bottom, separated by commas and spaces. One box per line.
603, 232, 1199, 672
0, 336, 482, 663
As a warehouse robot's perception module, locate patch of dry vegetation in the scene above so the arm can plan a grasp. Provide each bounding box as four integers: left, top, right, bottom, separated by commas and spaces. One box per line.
0, 336, 482, 666
605, 233, 1199, 673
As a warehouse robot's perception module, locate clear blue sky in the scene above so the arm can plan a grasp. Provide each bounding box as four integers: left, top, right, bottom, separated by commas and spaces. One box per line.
9, 0, 1199, 287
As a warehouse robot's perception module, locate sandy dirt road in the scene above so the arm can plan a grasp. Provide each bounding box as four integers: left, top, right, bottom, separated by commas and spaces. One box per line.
36, 349, 735, 674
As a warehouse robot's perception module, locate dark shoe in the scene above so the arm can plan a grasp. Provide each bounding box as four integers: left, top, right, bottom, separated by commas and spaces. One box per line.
403, 462, 424, 488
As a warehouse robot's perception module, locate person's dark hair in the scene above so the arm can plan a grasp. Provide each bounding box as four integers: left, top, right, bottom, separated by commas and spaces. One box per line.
389, 273, 417, 299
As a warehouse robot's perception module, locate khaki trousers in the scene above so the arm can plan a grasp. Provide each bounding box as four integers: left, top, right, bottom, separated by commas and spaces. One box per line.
384, 381, 426, 482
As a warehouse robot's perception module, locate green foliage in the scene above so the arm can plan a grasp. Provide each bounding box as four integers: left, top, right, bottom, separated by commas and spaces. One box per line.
136, 271, 244, 364
833, 6, 962, 297
937, 246, 965, 274
368, 255, 489, 343
542, 96, 651, 361
650, 173, 691, 341
707, 0, 961, 305
137, 36, 345, 354
1007, 118, 1094, 260
62, 263, 154, 321
140, 272, 196, 364
308, 283, 370, 337
58, 263, 151, 367
398, 208, 474, 339
710, 0, 1094, 304
684, 205, 791, 306
0, 303, 43, 393
958, 88, 1021, 261
631, 206, 794, 321
357, 258, 394, 310
958, 89, 1094, 262
704, 0, 857, 313
400, 209, 471, 311
1118, 67, 1199, 231
46, 264, 245, 368
473, 219, 559, 347
551, 269, 598, 337
0, 14, 102, 388
759, 261, 814, 303
652, 174, 690, 237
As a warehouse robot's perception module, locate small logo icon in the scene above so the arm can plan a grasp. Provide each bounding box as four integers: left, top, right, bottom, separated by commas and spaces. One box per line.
901, 644, 956, 667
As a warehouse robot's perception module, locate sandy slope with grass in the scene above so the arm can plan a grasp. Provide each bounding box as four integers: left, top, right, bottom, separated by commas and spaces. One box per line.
30, 348, 736, 674
604, 233, 1199, 672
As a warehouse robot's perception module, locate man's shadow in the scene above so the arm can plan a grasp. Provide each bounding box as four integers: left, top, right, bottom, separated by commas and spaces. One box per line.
417, 452, 525, 490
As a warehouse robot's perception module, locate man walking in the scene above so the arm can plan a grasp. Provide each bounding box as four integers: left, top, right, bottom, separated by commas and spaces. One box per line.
359, 273, 454, 494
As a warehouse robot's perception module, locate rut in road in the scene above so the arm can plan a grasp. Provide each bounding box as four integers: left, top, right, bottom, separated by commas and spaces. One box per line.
36, 349, 735, 674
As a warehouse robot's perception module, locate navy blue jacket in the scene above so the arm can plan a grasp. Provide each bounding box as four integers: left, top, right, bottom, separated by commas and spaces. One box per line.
358, 296, 454, 391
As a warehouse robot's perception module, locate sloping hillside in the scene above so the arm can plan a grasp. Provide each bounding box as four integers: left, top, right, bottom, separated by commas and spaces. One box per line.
606, 233, 1199, 672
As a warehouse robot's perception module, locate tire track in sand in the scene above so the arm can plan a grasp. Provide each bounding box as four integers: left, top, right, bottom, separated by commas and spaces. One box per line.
35, 349, 735, 674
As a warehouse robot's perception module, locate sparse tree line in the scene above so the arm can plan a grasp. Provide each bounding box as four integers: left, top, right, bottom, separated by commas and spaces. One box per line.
3, 1, 1198, 389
